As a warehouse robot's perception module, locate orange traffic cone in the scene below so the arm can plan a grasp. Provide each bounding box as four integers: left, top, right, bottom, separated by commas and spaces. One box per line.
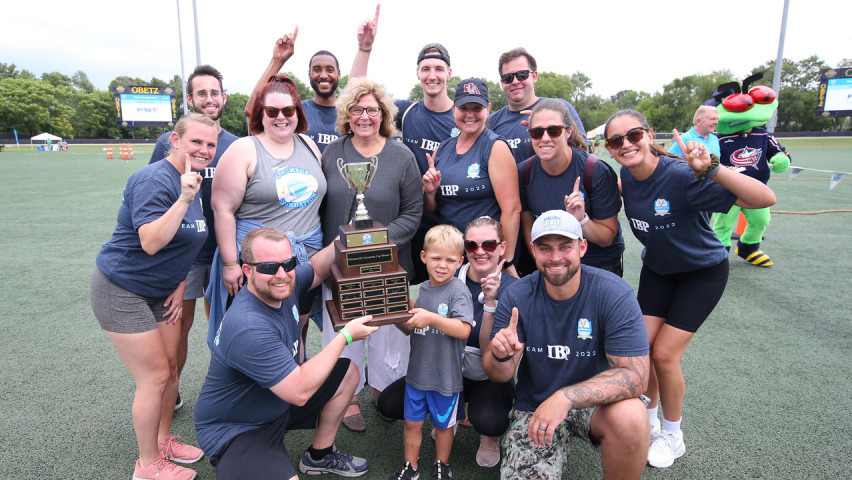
106, 144, 113, 159
734, 212, 747, 236
129, 144, 135, 160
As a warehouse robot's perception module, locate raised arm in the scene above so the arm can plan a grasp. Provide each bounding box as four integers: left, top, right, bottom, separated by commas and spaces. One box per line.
244, 27, 298, 117
349, 4, 380, 78
138, 155, 202, 254
673, 129, 776, 210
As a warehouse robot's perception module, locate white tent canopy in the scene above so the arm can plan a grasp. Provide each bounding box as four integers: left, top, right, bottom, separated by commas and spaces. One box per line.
586, 124, 606, 140
31, 132, 62, 142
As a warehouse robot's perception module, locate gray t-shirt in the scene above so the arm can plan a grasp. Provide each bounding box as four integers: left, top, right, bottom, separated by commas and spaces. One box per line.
406, 278, 473, 396
236, 136, 326, 251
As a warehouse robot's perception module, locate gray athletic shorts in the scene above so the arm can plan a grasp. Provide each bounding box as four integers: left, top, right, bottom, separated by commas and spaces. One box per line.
500, 407, 596, 480
183, 263, 211, 300
91, 267, 169, 334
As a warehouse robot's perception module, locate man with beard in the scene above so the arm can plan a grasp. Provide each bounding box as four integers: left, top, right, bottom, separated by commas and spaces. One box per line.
149, 64, 238, 411
245, 5, 380, 152
195, 227, 377, 479
483, 210, 650, 480
488, 48, 587, 164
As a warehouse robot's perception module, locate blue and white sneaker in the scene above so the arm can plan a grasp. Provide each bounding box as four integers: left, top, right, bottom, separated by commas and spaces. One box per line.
299, 446, 369, 477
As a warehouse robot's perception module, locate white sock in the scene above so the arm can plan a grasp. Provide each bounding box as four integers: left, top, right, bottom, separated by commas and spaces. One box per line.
647, 406, 660, 429
662, 417, 682, 437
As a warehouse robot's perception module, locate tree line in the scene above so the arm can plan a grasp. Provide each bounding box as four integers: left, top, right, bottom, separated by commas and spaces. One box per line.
1, 55, 849, 140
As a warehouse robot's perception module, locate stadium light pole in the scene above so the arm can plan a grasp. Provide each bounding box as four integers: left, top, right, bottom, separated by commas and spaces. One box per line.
192, 0, 201, 65
767, 0, 790, 133
177, 0, 188, 115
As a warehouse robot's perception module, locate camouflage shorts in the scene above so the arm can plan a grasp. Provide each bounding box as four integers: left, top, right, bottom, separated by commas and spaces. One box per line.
500, 407, 595, 480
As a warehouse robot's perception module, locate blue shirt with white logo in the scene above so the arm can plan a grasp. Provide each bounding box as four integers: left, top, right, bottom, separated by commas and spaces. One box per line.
302, 99, 339, 153
620, 156, 737, 275
395, 100, 457, 175
432, 128, 508, 233
96, 160, 207, 298
492, 267, 647, 412
195, 263, 313, 459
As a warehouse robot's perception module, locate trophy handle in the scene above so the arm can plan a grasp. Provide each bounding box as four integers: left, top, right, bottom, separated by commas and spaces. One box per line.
368, 156, 379, 186
336, 158, 351, 187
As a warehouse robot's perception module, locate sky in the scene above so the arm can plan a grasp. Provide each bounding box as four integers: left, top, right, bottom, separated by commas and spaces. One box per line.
3, 0, 851, 101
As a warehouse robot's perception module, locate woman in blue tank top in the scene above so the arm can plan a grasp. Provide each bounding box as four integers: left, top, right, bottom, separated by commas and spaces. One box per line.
422, 78, 521, 278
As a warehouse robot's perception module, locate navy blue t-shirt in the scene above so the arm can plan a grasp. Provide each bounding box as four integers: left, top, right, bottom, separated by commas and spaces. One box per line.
302, 99, 340, 153
492, 267, 648, 412
432, 129, 508, 233
150, 128, 238, 264
395, 99, 458, 175
96, 160, 207, 298
718, 127, 788, 185
194, 263, 313, 459
519, 149, 625, 265
488, 97, 587, 164
620, 156, 738, 275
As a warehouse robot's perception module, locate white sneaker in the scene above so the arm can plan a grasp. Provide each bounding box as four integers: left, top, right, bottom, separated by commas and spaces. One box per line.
647, 430, 686, 468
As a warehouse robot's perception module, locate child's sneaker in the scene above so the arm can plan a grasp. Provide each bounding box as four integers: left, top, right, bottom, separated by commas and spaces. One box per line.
431, 460, 452, 479
159, 434, 204, 464
388, 461, 419, 480
133, 452, 196, 480
299, 446, 369, 477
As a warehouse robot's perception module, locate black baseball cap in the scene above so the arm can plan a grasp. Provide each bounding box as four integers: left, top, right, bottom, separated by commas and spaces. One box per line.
454, 78, 489, 107
417, 43, 450, 66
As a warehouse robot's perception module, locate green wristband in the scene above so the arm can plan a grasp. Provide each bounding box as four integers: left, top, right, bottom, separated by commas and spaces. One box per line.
340, 327, 353, 345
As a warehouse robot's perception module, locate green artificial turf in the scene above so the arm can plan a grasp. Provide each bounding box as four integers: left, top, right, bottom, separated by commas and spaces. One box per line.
1, 140, 849, 479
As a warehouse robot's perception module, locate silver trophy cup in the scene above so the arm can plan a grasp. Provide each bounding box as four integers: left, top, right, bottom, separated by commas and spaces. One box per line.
337, 157, 379, 228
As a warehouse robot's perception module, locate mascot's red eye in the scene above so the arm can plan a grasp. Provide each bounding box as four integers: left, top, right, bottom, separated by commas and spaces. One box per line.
748, 85, 776, 104
722, 93, 754, 112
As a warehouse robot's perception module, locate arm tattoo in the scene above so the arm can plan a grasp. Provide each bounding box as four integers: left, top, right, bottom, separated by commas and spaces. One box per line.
561, 354, 649, 409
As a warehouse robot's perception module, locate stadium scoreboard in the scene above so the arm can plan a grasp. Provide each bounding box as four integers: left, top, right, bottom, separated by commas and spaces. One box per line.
816, 68, 852, 119
113, 85, 178, 127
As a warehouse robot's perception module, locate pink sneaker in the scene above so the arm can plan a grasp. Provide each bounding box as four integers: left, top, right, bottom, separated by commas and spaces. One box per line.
476, 435, 500, 467
133, 453, 197, 480
159, 434, 204, 464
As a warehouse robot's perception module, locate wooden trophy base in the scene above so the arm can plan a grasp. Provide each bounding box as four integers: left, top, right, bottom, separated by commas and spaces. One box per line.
326, 299, 412, 331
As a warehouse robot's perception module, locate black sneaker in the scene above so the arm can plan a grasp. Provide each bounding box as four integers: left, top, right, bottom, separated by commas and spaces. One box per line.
432, 460, 452, 480
174, 393, 184, 412
298, 446, 369, 477
388, 461, 419, 480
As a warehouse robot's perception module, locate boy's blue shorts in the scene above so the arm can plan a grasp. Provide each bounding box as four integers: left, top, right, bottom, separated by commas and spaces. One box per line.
404, 383, 460, 429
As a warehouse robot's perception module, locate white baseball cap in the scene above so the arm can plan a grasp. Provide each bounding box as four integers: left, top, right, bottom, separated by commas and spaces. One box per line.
530, 210, 584, 243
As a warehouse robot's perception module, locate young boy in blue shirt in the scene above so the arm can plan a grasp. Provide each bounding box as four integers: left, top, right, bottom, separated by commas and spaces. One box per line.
390, 225, 474, 480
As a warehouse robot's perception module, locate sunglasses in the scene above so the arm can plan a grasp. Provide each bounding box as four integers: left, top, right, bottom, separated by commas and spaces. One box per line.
500, 69, 533, 84
529, 125, 568, 140
464, 240, 500, 254
247, 257, 298, 275
605, 127, 648, 149
263, 106, 296, 118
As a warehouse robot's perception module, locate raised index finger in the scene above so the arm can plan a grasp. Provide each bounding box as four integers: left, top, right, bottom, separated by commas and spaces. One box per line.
573, 176, 581, 193
184, 154, 193, 174
508, 307, 519, 332
672, 129, 687, 157
426, 152, 435, 170
292, 25, 299, 41
373, 3, 381, 24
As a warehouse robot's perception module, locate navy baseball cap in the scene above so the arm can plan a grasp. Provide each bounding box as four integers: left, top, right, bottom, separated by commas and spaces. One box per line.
454, 78, 489, 108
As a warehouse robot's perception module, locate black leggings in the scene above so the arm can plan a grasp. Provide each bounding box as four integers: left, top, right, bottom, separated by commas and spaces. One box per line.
376, 375, 515, 437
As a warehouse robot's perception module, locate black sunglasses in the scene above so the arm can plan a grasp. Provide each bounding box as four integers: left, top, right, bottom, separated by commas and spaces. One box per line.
263, 106, 296, 118
500, 69, 533, 84
247, 257, 298, 275
605, 127, 648, 149
464, 240, 500, 254
529, 125, 568, 140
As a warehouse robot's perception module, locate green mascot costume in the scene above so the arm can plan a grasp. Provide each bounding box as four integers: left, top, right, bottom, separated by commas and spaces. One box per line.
707, 73, 790, 267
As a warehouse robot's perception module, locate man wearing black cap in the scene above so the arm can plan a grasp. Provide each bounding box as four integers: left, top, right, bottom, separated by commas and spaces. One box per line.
489, 47, 587, 164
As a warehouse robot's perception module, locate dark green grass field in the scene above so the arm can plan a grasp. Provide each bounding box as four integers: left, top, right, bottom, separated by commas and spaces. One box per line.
1, 139, 850, 479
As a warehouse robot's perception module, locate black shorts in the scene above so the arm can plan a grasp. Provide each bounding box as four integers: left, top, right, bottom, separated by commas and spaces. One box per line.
211, 358, 350, 479
636, 259, 728, 333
